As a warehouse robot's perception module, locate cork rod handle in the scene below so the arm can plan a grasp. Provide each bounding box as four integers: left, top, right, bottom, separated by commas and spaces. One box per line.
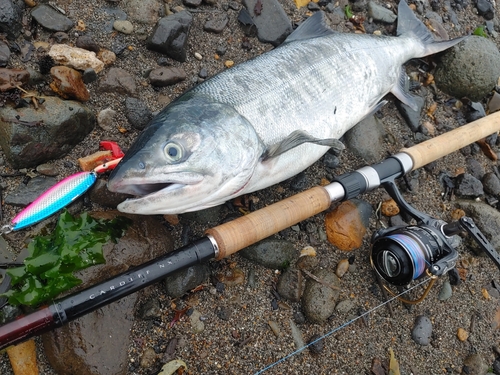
206, 186, 332, 259
402, 111, 500, 171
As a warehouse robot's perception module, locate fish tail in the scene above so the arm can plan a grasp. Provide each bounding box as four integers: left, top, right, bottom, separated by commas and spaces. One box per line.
397, 0, 467, 57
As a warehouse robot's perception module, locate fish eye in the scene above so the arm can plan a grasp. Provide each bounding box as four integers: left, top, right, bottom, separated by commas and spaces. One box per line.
164, 142, 183, 162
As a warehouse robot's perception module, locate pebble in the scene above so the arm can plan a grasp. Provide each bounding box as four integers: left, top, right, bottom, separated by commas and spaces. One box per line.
124, 0, 162, 25
325, 199, 372, 251
146, 11, 193, 62
301, 269, 340, 323
241, 0, 292, 46
396, 95, 425, 133
482, 172, 500, 196
36, 163, 58, 177
476, 0, 495, 20
31, 4, 74, 32
149, 67, 187, 87
455, 173, 484, 198
343, 115, 386, 164
307, 334, 324, 354
438, 280, 453, 301
335, 259, 349, 278
49, 44, 105, 73
466, 158, 485, 181
224, 60, 234, 68
411, 315, 432, 346
198, 67, 208, 79
240, 239, 297, 270
183, 0, 202, 7
75, 35, 100, 53
204, 13, 229, 34
335, 299, 355, 314
434, 36, 500, 101
137, 299, 162, 320
457, 327, 469, 342
125, 97, 153, 130
0, 40, 10, 67
454, 200, 500, 250
164, 264, 210, 298
5, 176, 57, 206
277, 268, 303, 302
99, 67, 137, 96
140, 347, 157, 369
0, 0, 23, 40
381, 198, 400, 217
113, 20, 134, 34
268, 320, 281, 337
296, 254, 319, 270
97, 49, 116, 66
289, 319, 305, 349
97, 107, 117, 131
189, 309, 205, 333
462, 353, 489, 375
367, 1, 397, 23
50, 66, 90, 102
218, 268, 245, 287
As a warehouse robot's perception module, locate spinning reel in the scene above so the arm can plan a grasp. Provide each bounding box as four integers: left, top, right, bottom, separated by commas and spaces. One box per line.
370, 179, 500, 303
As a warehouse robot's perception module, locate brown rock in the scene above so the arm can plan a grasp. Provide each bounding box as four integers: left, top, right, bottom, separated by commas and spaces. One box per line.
43, 212, 174, 375
0, 68, 29, 91
6, 339, 39, 375
381, 198, 400, 217
325, 199, 372, 251
335, 258, 349, 278
100, 67, 137, 96
50, 66, 90, 101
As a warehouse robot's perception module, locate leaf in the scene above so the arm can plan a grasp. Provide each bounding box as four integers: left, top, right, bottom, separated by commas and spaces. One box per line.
388, 347, 400, 375
345, 5, 354, 19
158, 360, 187, 375
473, 26, 488, 37
1, 210, 131, 306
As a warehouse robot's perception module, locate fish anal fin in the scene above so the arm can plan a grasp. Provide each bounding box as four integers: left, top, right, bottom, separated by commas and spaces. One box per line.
391, 69, 419, 111
283, 12, 335, 44
262, 130, 344, 161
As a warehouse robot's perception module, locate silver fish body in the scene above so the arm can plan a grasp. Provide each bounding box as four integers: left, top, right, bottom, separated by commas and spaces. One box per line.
108, 1, 465, 214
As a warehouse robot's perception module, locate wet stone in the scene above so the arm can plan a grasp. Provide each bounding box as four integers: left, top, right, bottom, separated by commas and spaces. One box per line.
113, 19, 134, 34
100, 67, 137, 96
344, 115, 386, 164
204, 13, 229, 33
5, 176, 57, 207
163, 264, 210, 298
31, 4, 74, 32
242, 0, 292, 46
183, 0, 202, 7
476, 0, 495, 20
308, 334, 324, 354
147, 11, 193, 62
367, 1, 396, 23
125, 97, 153, 130
123, 0, 163, 25
82, 68, 98, 84
396, 95, 425, 132
149, 66, 186, 86
325, 199, 372, 251
36, 163, 58, 177
0, 40, 10, 67
76, 35, 100, 53
289, 171, 308, 191
240, 239, 297, 270
50, 66, 90, 102
438, 280, 453, 301
411, 315, 432, 346
323, 152, 340, 169
215, 306, 231, 321
462, 353, 489, 375
434, 36, 500, 101
301, 268, 340, 323
0, 96, 95, 169
0, 0, 23, 40
466, 158, 485, 181
97, 107, 117, 131
455, 173, 484, 198
277, 268, 303, 302
482, 172, 500, 196
89, 179, 131, 209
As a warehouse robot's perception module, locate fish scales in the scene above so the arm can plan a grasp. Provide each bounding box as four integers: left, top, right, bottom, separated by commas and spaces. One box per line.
108, 2, 466, 214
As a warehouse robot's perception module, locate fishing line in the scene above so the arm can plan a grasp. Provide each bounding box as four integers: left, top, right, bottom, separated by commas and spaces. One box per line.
253, 276, 432, 375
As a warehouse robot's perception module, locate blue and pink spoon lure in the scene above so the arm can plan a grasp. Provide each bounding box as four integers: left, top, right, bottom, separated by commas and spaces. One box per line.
0, 142, 123, 235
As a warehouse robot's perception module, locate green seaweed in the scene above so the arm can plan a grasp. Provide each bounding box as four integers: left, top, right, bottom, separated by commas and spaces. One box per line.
473, 26, 488, 37
344, 5, 354, 19
1, 211, 131, 306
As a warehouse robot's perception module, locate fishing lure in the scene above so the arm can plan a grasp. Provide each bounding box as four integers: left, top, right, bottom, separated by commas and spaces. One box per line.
0, 142, 123, 235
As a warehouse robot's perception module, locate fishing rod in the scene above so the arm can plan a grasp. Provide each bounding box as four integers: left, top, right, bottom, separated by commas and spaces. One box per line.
1, 111, 500, 351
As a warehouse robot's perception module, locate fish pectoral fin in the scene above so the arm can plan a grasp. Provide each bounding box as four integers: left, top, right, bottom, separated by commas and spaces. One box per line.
282, 11, 335, 44
391, 69, 419, 111
262, 130, 345, 161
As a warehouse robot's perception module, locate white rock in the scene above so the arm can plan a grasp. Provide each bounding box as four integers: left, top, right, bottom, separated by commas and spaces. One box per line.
49, 44, 105, 73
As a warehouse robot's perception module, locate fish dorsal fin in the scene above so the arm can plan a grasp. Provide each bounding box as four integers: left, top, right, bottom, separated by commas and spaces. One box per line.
262, 130, 344, 161
283, 11, 335, 44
